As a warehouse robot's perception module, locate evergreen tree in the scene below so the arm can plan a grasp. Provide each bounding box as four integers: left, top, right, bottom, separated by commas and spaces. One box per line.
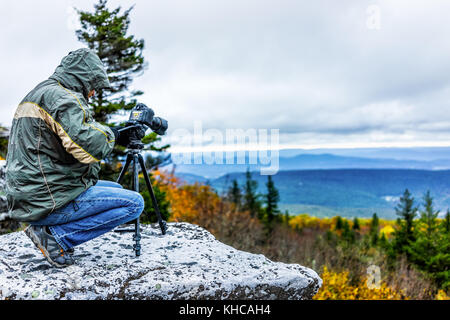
75, 0, 170, 180
392, 189, 418, 255
419, 191, 440, 242
437, 212, 450, 289
351, 217, 360, 240
352, 217, 360, 231
369, 213, 379, 233
335, 216, 343, 230
442, 209, 450, 234
264, 175, 280, 225
339, 219, 355, 243
76, 0, 145, 122
243, 168, 261, 218
140, 175, 171, 223
369, 213, 379, 246
144, 144, 172, 171
379, 233, 388, 249
227, 179, 242, 210
407, 191, 450, 289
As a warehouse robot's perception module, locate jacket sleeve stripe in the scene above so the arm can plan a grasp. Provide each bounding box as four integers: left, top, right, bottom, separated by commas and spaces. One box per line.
16, 102, 100, 164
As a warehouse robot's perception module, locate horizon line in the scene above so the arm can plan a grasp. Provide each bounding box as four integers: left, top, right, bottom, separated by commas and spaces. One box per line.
168, 142, 450, 153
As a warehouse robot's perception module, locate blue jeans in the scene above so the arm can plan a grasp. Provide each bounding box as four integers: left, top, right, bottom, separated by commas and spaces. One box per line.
30, 180, 144, 251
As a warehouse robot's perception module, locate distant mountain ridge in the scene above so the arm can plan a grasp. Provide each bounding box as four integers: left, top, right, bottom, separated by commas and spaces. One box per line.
210, 169, 450, 219
170, 148, 450, 219
175, 168, 450, 219
277, 153, 450, 170
173, 152, 450, 179
278, 147, 450, 161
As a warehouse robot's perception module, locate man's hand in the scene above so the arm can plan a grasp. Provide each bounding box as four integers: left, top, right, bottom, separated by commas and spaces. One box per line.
111, 127, 130, 147
111, 125, 146, 147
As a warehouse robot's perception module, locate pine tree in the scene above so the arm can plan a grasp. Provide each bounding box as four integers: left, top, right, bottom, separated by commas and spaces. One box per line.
407, 191, 450, 289
140, 175, 171, 223
243, 168, 261, 218
265, 175, 280, 225
437, 211, 450, 289
351, 217, 360, 240
74, 0, 170, 180
228, 179, 242, 210
369, 213, 379, 232
369, 213, 379, 246
75, 0, 145, 122
341, 219, 355, 243
144, 145, 172, 171
420, 191, 440, 242
335, 216, 343, 230
379, 233, 388, 250
352, 217, 360, 231
392, 189, 418, 255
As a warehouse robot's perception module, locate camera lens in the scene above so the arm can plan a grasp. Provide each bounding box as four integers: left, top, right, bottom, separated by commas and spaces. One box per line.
150, 117, 168, 135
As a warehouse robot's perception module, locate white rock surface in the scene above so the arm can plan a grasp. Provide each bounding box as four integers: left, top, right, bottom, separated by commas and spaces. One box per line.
0, 222, 322, 300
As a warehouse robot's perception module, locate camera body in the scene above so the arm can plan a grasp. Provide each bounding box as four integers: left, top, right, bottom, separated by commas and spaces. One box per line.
119, 103, 168, 148
128, 103, 168, 136
128, 103, 155, 128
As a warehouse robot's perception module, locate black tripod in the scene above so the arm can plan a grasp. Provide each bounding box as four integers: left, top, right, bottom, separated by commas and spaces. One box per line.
114, 141, 168, 256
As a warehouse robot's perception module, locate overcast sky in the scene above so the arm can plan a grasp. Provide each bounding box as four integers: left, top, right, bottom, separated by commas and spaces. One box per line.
1, 0, 450, 151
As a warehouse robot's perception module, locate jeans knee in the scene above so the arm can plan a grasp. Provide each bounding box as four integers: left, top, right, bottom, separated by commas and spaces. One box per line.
131, 193, 145, 217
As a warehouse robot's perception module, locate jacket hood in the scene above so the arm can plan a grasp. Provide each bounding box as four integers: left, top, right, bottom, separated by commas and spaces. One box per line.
49, 48, 111, 99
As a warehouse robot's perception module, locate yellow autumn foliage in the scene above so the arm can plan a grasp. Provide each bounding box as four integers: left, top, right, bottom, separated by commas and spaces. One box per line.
314, 266, 407, 300
436, 290, 450, 300
289, 214, 396, 237
144, 171, 446, 300
380, 224, 395, 238
151, 170, 222, 223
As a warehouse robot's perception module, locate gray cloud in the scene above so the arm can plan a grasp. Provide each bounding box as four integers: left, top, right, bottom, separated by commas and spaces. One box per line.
1, 0, 450, 149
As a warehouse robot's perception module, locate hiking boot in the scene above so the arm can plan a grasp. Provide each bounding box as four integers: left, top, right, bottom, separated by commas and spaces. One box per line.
24, 225, 74, 268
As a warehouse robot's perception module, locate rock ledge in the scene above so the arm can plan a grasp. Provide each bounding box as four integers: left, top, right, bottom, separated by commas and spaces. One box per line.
0, 222, 321, 300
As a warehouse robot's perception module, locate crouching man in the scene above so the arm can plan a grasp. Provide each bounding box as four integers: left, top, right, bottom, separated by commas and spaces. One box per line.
4, 48, 143, 267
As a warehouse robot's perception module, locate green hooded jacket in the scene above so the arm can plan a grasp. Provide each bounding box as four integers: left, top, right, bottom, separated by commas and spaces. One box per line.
5, 48, 116, 222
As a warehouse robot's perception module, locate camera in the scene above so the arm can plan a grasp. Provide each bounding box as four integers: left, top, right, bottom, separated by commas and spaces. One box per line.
128, 103, 168, 136
117, 103, 168, 148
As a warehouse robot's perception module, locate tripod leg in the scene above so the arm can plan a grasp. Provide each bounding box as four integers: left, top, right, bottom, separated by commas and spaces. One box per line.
116, 153, 133, 184
114, 153, 135, 235
137, 154, 167, 235
132, 154, 141, 257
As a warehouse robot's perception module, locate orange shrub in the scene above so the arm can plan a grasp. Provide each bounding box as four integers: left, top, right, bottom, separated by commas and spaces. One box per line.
152, 170, 222, 223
